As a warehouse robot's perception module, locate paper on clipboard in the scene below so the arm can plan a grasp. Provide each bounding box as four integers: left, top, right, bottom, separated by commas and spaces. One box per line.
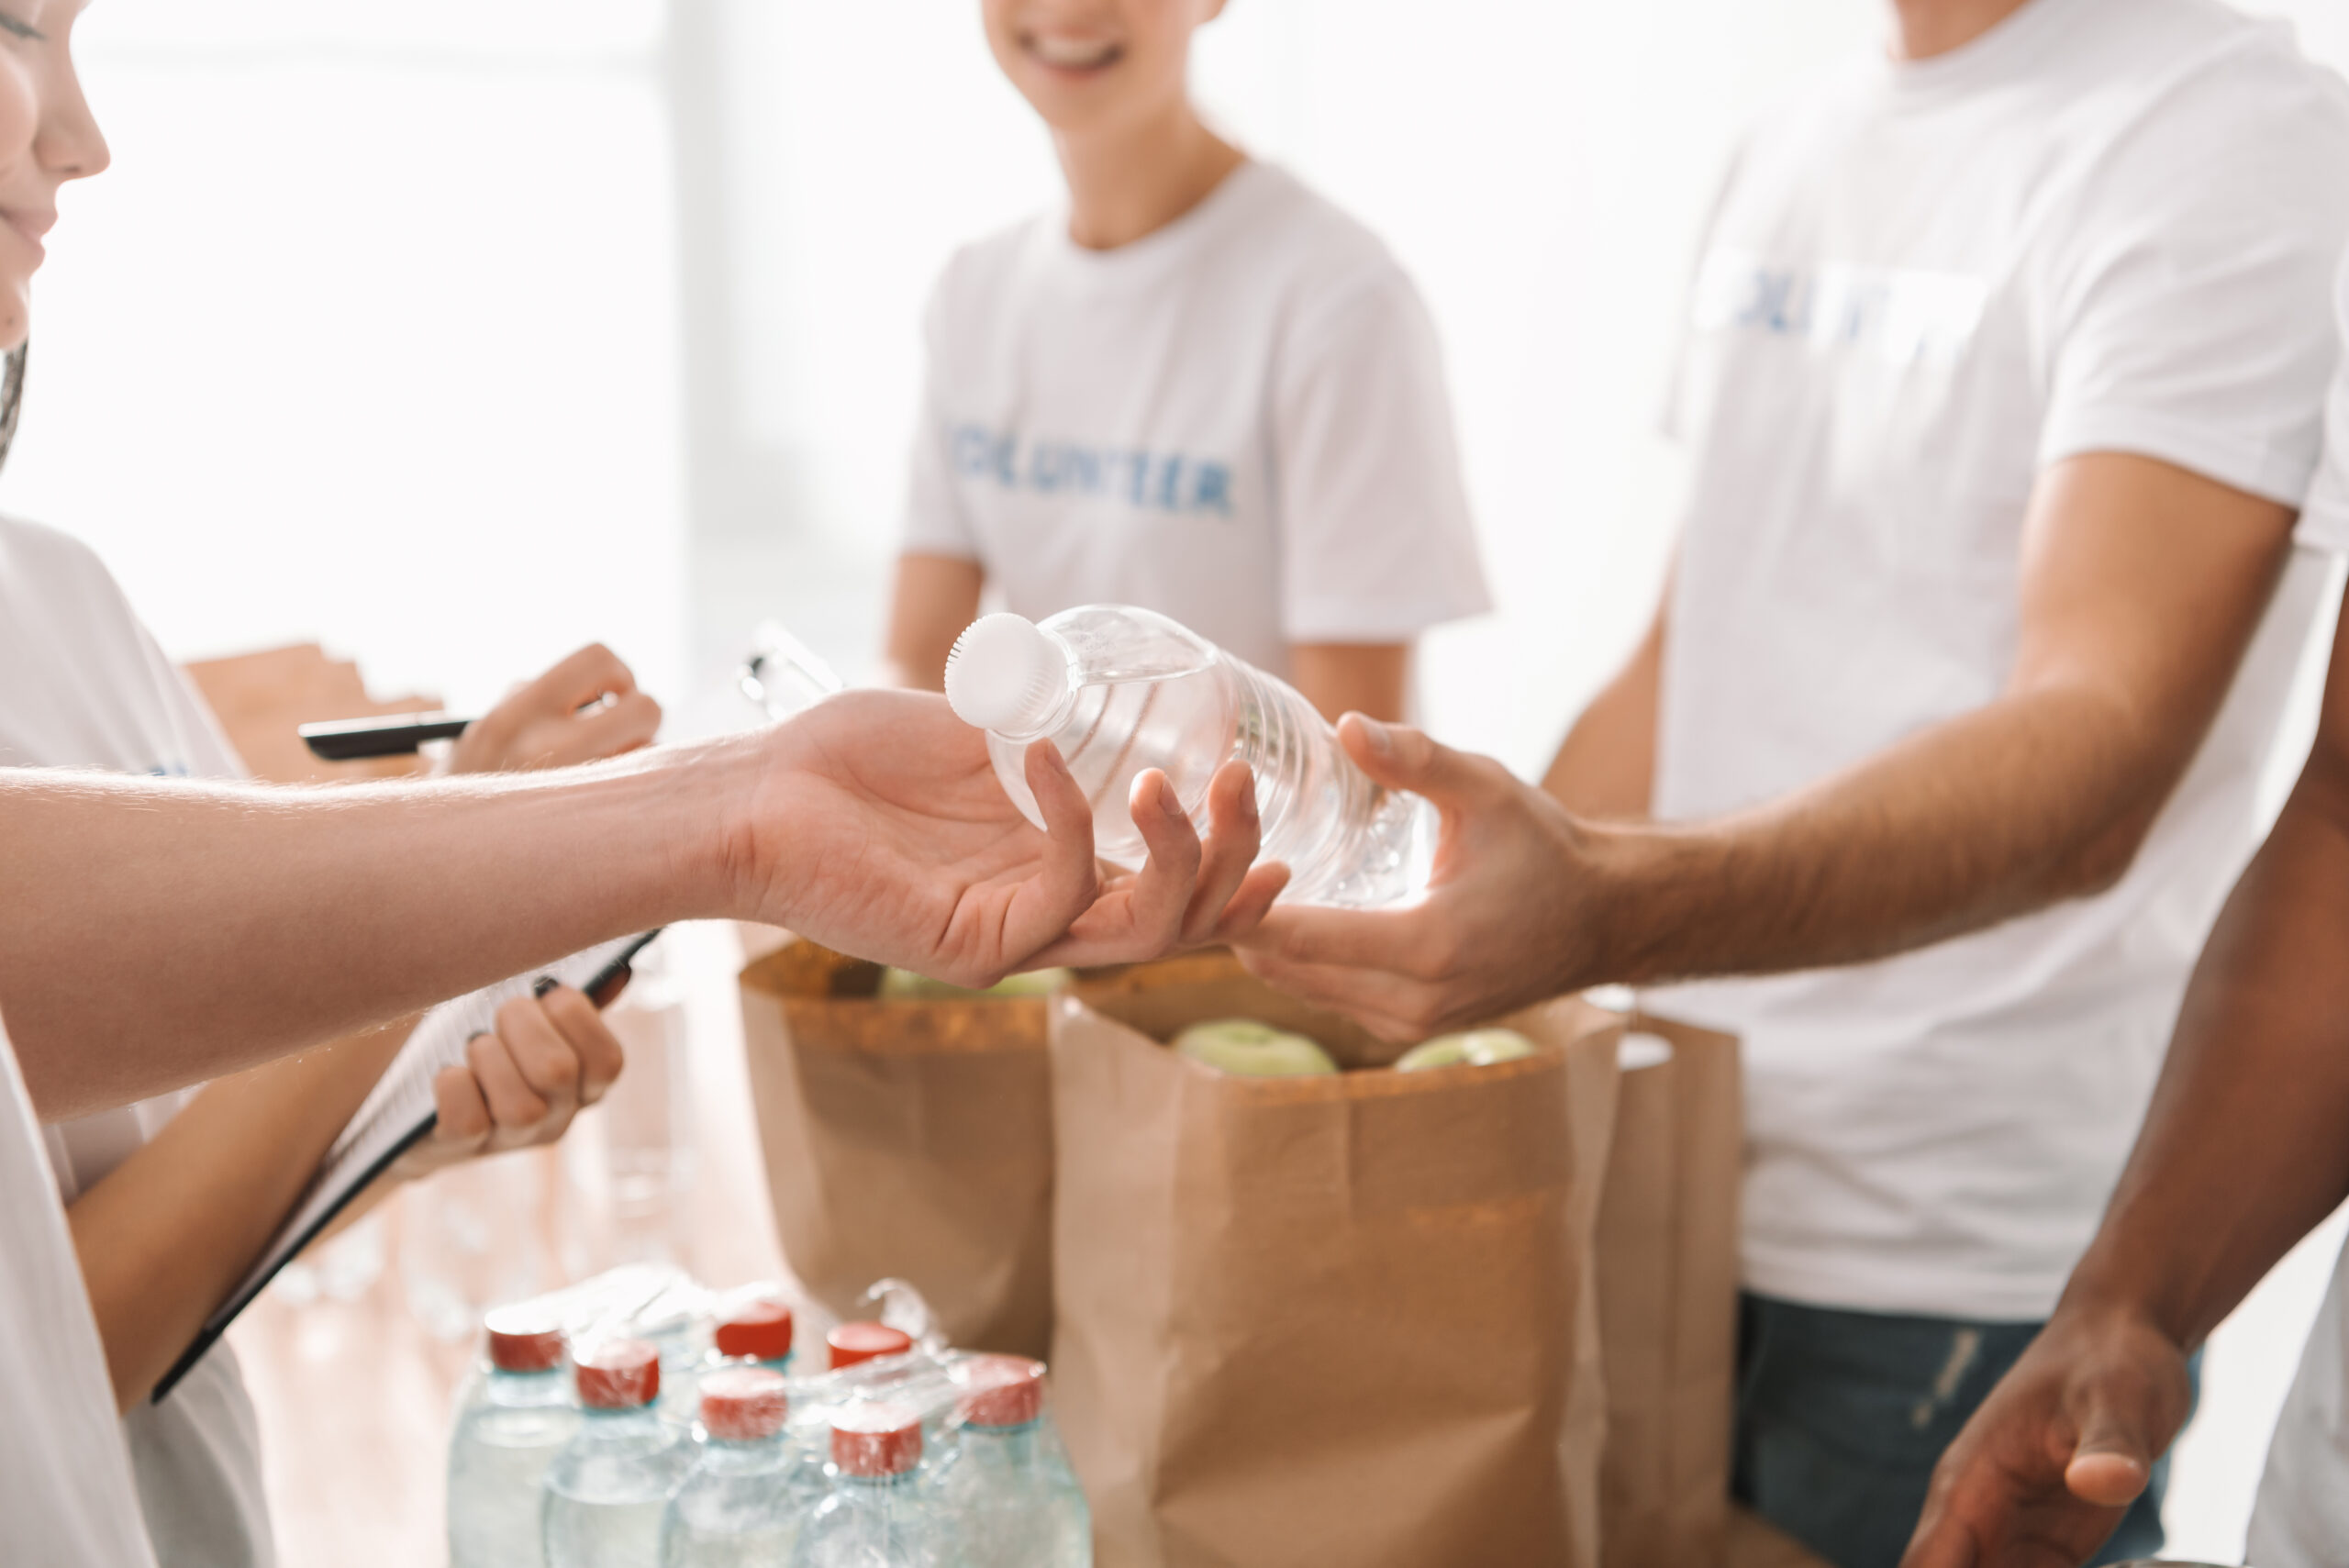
153, 931, 659, 1401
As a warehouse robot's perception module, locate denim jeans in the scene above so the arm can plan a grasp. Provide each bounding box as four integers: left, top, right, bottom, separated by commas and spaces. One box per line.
1733, 1293, 2185, 1568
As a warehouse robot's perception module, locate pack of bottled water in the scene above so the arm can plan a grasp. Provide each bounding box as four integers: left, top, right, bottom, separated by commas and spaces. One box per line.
446, 1266, 1090, 1567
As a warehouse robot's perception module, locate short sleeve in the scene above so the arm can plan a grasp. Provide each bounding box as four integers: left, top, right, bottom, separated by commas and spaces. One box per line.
143, 638, 246, 782
2294, 256, 2349, 556
896, 278, 981, 562
2036, 57, 2349, 506
1273, 267, 1492, 644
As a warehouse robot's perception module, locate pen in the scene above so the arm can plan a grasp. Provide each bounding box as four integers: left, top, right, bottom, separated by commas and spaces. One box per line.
298, 710, 473, 761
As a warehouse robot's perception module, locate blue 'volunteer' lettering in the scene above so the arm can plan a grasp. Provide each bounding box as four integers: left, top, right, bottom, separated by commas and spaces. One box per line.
950, 423, 1235, 517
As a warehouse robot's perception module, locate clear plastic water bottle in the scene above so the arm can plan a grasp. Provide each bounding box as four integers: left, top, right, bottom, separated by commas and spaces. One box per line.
824, 1321, 913, 1373
448, 1307, 581, 1568
944, 606, 1435, 907
544, 1338, 698, 1568
659, 1368, 823, 1566
789, 1402, 943, 1568
930, 1358, 1089, 1567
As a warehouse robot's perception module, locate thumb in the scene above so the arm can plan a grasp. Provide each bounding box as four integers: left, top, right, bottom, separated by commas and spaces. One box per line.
1337, 714, 1482, 802
2064, 1396, 2157, 1509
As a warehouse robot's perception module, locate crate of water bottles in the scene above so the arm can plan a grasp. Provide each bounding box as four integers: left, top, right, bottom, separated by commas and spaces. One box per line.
447, 1263, 1090, 1567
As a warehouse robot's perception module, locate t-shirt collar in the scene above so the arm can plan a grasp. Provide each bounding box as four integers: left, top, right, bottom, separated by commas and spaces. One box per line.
1877, 0, 2095, 102
1039, 158, 1268, 290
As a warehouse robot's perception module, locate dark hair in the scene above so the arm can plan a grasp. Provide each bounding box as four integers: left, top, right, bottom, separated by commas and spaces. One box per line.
0, 342, 24, 473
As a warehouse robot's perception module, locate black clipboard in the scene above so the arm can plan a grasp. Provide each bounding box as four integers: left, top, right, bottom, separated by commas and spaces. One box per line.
151, 930, 662, 1402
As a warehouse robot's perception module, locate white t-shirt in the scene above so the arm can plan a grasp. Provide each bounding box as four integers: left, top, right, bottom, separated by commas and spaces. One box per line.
0, 516, 277, 1566
899, 159, 1491, 676
1647, 0, 2349, 1319
2247, 260, 2349, 1568
0, 1010, 160, 1568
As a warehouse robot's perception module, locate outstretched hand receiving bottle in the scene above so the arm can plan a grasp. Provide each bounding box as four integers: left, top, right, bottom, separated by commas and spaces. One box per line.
944, 606, 1435, 908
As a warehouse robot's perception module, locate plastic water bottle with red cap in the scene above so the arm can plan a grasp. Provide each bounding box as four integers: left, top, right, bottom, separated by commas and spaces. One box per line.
659, 1367, 822, 1566
543, 1338, 698, 1568
448, 1306, 582, 1568
944, 606, 1435, 907
789, 1401, 944, 1568
929, 1357, 1089, 1567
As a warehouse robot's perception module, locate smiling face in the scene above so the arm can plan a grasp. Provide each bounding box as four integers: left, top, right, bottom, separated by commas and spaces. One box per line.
980, 0, 1224, 139
0, 1, 105, 350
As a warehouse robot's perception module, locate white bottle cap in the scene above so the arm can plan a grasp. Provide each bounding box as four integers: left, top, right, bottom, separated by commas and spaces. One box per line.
944, 613, 1069, 735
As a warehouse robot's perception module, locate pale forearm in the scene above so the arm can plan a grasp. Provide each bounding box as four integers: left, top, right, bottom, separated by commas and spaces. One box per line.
0, 740, 742, 1118
2059, 777, 2349, 1348
1578, 684, 2167, 988
68, 1020, 413, 1409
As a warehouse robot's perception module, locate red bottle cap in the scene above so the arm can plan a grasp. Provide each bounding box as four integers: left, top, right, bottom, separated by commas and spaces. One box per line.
714, 1299, 794, 1363
698, 1366, 789, 1441
483, 1305, 565, 1374
827, 1321, 913, 1371
956, 1355, 1046, 1429
573, 1338, 661, 1409
830, 1401, 923, 1477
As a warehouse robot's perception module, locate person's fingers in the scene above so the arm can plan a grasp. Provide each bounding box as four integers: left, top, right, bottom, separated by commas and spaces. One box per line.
1335, 714, 1503, 809
529, 689, 663, 768
1181, 762, 1263, 944
1242, 897, 1453, 980
537, 984, 628, 1106
430, 1059, 494, 1151
2063, 1395, 2158, 1508
531, 642, 640, 710
1235, 943, 1447, 1042
1113, 769, 1206, 952
492, 994, 584, 1122
1005, 740, 1102, 961
1896, 1504, 1981, 1568
466, 1025, 552, 1142
1204, 862, 1291, 944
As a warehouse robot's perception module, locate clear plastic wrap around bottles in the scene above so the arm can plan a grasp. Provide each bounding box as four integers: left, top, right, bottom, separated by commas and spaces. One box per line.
945, 606, 1435, 908
446, 1270, 1086, 1568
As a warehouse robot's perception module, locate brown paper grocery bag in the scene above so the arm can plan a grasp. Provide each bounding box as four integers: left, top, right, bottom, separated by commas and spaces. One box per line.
740, 940, 1058, 1357
1595, 1013, 1742, 1568
1050, 968, 1623, 1568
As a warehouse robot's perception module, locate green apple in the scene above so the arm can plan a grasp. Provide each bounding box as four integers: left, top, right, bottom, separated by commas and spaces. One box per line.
876, 967, 1074, 1001
1393, 1028, 1539, 1073
1173, 1018, 1339, 1077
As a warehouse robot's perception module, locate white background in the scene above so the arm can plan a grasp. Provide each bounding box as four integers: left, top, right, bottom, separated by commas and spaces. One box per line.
14, 1, 2349, 1556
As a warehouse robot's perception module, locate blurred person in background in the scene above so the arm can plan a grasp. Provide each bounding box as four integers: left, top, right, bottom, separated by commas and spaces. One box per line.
880, 0, 1490, 723
1227, 0, 2349, 1562
1902, 259, 2349, 1568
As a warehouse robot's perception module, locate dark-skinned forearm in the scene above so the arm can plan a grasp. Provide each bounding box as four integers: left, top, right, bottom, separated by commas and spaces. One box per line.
2058, 773, 2349, 1348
